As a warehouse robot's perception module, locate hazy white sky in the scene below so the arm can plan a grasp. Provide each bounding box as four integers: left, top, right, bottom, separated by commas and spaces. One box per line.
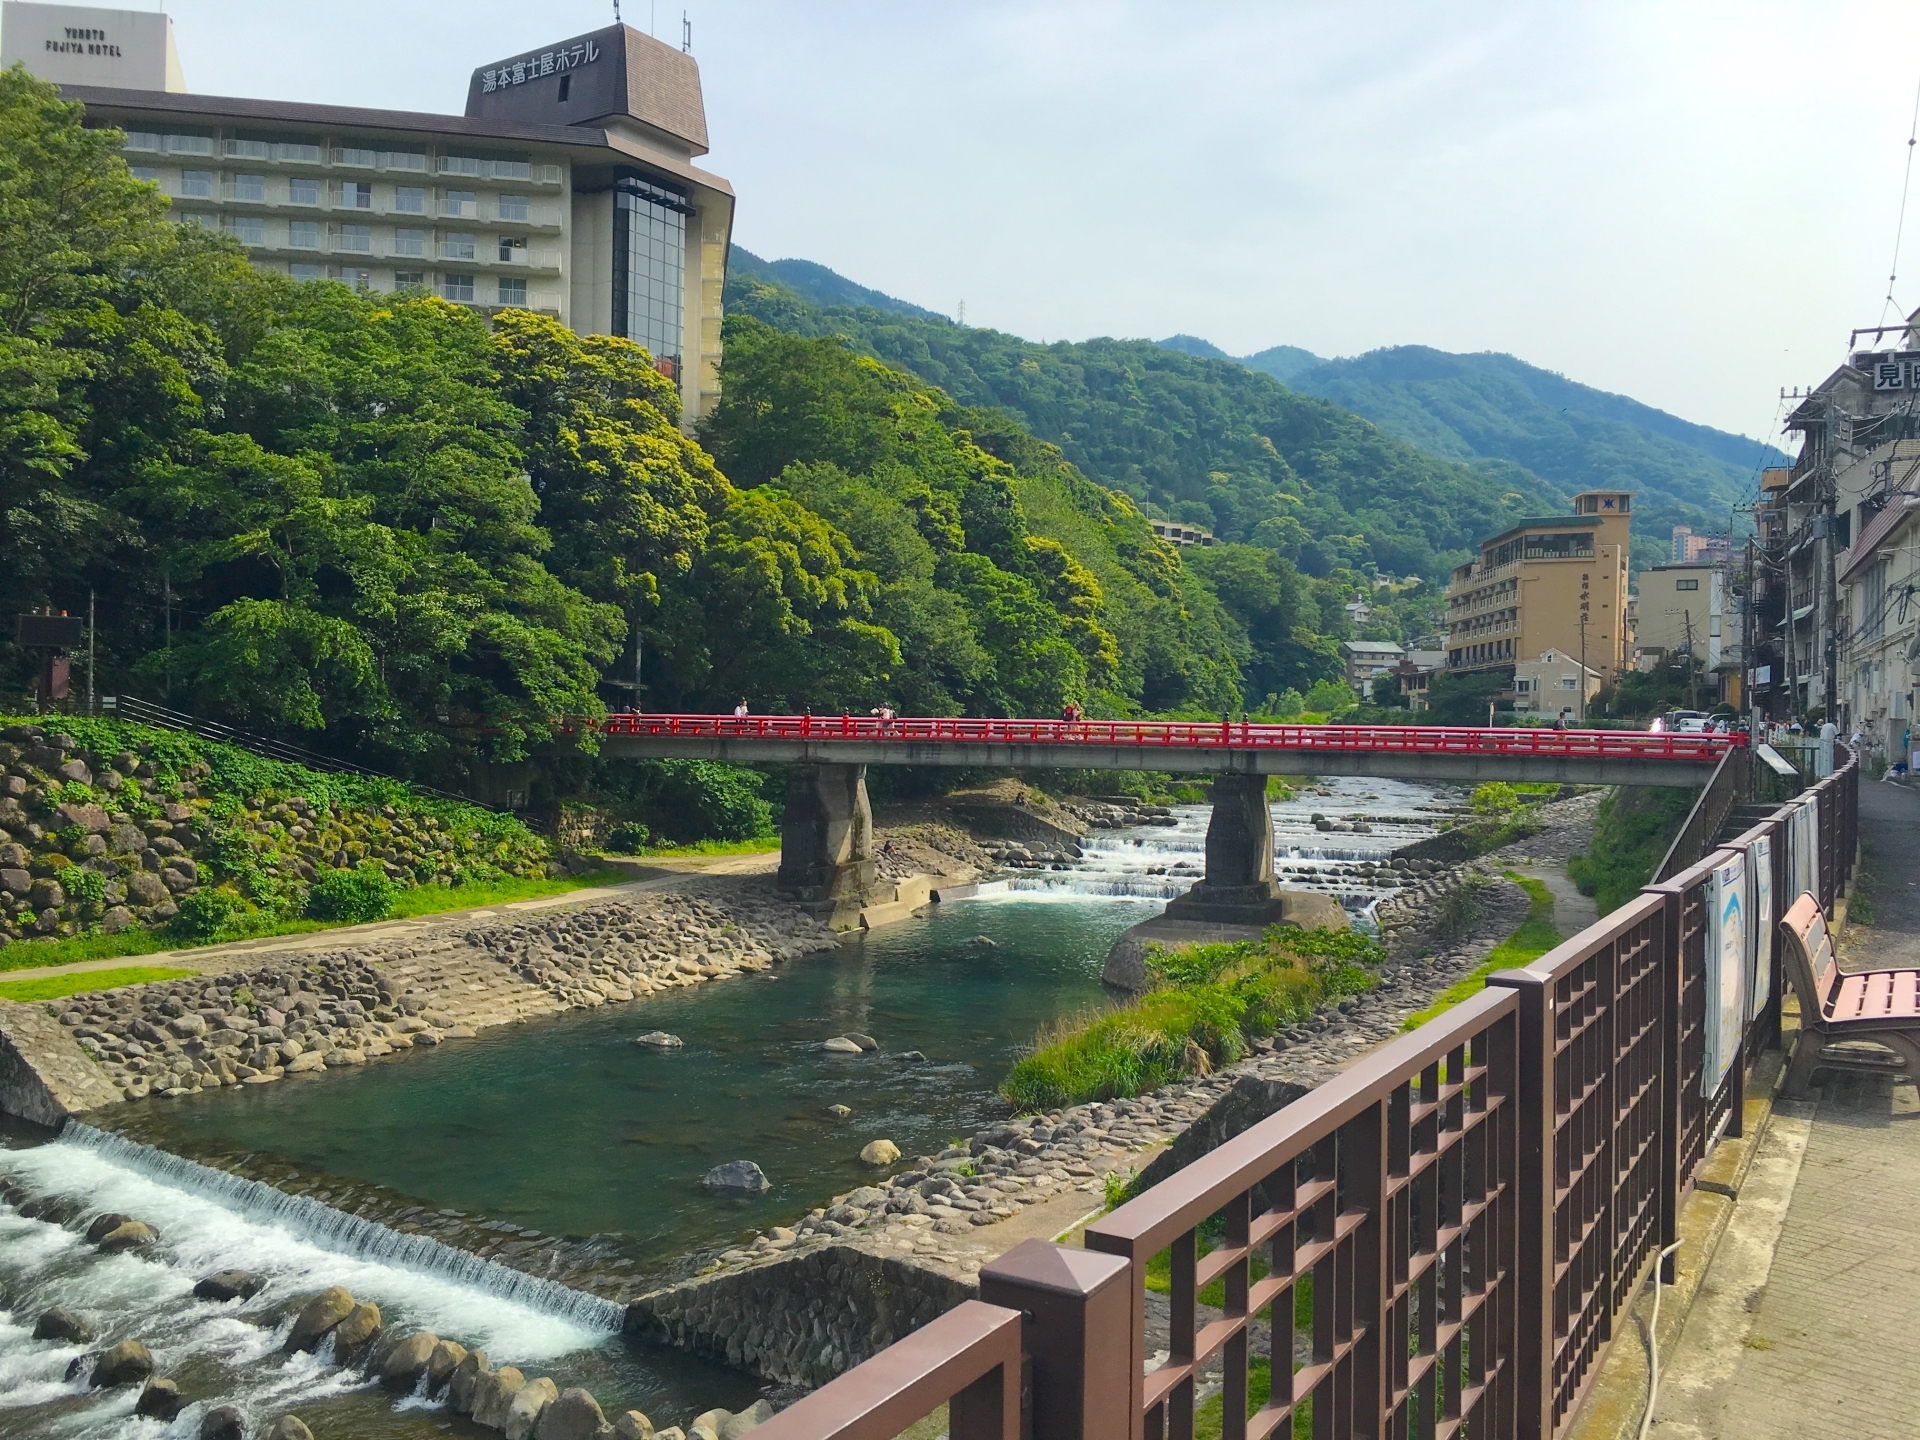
86, 1, 1920, 438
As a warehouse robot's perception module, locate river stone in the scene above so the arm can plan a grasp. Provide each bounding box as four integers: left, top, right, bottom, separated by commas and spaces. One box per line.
193, 1269, 263, 1302
720, 1401, 774, 1440
97, 1220, 159, 1253
614, 1412, 655, 1440
654, 1430, 686, 1440
262, 1418, 315, 1440
285, 1285, 356, 1352
896, 1051, 927, 1063
632, 1031, 683, 1048
690, 1408, 730, 1440
448, 1348, 491, 1412
426, 1337, 468, 1389
826, 1103, 852, 1118
136, 1377, 185, 1420
844, 1033, 878, 1051
504, 1375, 559, 1439
472, 1366, 528, 1428
821, 1036, 863, 1053
380, 1330, 439, 1389
859, 1139, 901, 1166
332, 1300, 383, 1362
702, 1160, 769, 1193
90, 1339, 154, 1387
535, 1385, 610, 1440
84, 1211, 134, 1243
34, 1306, 91, 1343
199, 1405, 245, 1440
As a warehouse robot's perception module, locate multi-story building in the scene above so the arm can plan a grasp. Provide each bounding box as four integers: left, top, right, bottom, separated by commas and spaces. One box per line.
1669, 525, 1731, 565
1513, 649, 1601, 718
1339, 640, 1403, 700
1387, 649, 1446, 711
1443, 490, 1633, 684
1148, 520, 1215, 547
1, 0, 735, 425
1635, 563, 1723, 665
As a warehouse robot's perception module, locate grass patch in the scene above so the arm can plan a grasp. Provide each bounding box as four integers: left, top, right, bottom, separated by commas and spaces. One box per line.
1567, 785, 1696, 915
0, 869, 630, 975
621, 837, 781, 858
1196, 1361, 1313, 1440
1001, 928, 1385, 1111
0, 966, 197, 1002
1402, 874, 1561, 1030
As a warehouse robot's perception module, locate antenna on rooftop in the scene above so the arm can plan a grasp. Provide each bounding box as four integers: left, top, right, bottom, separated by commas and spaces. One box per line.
682, 11, 692, 51
613, 0, 622, 23
959, 300, 967, 326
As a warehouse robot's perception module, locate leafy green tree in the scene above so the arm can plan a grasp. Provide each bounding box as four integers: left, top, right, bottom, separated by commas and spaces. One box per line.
1425, 668, 1514, 725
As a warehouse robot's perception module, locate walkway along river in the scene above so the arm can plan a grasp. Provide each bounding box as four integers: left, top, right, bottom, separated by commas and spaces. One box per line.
0, 776, 1482, 1437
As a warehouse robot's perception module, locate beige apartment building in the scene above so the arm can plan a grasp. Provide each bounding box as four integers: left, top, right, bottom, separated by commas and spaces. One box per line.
1444, 490, 1633, 684
0, 1, 734, 425
1635, 563, 1726, 669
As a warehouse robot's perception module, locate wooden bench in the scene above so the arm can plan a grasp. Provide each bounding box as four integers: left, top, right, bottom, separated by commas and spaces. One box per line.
1779, 891, 1920, 1097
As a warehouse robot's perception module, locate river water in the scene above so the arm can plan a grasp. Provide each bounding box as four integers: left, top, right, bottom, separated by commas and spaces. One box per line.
0, 776, 1459, 1438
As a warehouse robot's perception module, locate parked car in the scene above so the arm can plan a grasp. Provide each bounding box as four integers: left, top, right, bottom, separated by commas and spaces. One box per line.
1651, 709, 1712, 734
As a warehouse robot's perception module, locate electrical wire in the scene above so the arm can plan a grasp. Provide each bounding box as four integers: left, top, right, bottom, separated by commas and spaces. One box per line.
1636, 1239, 1687, 1440
1881, 72, 1920, 328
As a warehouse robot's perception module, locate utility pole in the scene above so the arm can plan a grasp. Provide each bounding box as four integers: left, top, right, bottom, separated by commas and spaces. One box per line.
1578, 608, 1589, 723
1684, 609, 1699, 712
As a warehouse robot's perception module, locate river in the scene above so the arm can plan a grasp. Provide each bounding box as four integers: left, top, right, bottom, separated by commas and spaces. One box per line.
0, 776, 1460, 1438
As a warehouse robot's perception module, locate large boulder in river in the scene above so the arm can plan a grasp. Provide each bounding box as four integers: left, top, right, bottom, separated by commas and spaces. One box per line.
193, 1269, 263, 1302
90, 1339, 154, 1387
614, 1413, 656, 1440
332, 1300, 383, 1363
721, 1401, 774, 1440
471, 1365, 528, 1428
261, 1418, 315, 1440
504, 1375, 559, 1439
632, 1030, 683, 1048
97, 1220, 159, 1254
426, 1337, 468, 1389
379, 1330, 439, 1389
136, 1377, 185, 1420
83, 1211, 133, 1243
536, 1386, 611, 1440
859, 1139, 901, 1166
447, 1348, 491, 1413
33, 1306, 91, 1343
285, 1285, 356, 1352
199, 1405, 245, 1440
702, 1160, 769, 1193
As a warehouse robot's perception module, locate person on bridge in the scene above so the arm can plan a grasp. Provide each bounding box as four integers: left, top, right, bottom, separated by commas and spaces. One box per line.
1061, 701, 1084, 724
1553, 709, 1570, 731
871, 703, 897, 733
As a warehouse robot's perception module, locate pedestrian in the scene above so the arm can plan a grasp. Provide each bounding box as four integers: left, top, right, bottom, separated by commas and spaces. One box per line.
733, 698, 749, 718
1816, 714, 1837, 777
1553, 709, 1569, 731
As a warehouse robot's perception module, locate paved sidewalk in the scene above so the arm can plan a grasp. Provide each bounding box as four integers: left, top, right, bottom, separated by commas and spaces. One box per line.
1647, 780, 1920, 1440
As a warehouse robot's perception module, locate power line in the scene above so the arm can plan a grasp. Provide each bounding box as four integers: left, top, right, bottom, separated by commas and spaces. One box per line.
1878, 71, 1920, 327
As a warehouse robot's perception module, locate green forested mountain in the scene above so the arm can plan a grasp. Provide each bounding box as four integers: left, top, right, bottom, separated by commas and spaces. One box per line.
729, 245, 950, 322
724, 263, 1564, 582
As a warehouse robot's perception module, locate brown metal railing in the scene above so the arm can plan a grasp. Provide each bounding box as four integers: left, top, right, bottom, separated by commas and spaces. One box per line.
757, 754, 1858, 1440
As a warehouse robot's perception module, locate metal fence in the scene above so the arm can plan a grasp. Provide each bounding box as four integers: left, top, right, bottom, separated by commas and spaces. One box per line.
744, 751, 1858, 1440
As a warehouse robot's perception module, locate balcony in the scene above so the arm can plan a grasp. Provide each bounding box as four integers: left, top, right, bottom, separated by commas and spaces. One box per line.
438, 157, 564, 186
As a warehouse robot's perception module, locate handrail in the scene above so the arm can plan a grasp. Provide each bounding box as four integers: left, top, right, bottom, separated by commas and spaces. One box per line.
597, 713, 1742, 763
748, 1301, 1024, 1440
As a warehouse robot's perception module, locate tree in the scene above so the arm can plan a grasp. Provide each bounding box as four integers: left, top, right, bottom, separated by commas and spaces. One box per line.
1425, 668, 1514, 725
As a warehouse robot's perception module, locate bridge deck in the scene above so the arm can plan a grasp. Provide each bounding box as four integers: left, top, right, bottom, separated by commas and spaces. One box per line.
596, 715, 1732, 787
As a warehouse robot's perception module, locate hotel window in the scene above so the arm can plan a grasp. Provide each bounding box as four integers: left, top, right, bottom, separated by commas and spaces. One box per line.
335, 147, 376, 168
443, 233, 476, 261
393, 271, 426, 288
381, 151, 427, 172
498, 277, 528, 306
340, 181, 373, 210
129, 166, 158, 182
337, 267, 374, 290
289, 263, 323, 281
612, 175, 690, 380
394, 228, 426, 257
443, 274, 475, 302
289, 177, 320, 206
444, 190, 477, 218
230, 173, 265, 202
180, 170, 215, 199
1675, 579, 1699, 592
499, 235, 527, 263
395, 186, 426, 214
226, 138, 269, 160
163, 133, 213, 156
278, 142, 323, 164
231, 216, 265, 246
122, 131, 160, 152
498, 194, 530, 221
289, 221, 320, 249
336, 224, 372, 253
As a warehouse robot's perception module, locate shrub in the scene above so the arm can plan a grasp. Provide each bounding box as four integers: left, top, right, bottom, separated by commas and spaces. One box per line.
1469, 782, 1520, 816
170, 888, 240, 940
1304, 680, 1358, 715
305, 863, 398, 924
606, 821, 652, 853
67, 868, 106, 908
633, 759, 775, 842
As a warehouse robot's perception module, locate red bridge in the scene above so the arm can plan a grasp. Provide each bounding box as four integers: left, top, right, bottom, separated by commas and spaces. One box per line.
598, 713, 1735, 788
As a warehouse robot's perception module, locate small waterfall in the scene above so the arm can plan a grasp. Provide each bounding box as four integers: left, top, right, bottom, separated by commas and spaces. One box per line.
56, 1124, 624, 1331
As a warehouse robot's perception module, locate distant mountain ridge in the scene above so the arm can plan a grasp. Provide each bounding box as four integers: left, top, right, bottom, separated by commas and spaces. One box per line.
1157, 335, 1324, 385
729, 245, 950, 322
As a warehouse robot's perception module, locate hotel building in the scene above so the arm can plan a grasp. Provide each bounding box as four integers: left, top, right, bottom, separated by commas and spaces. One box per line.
1444, 491, 1633, 685
0, 1, 735, 424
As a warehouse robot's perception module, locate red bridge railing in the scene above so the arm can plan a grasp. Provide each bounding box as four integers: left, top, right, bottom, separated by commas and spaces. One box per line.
597, 713, 1742, 763
729, 748, 1853, 1440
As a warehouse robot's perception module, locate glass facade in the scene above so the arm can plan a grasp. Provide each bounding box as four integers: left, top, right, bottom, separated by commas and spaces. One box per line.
612, 175, 689, 380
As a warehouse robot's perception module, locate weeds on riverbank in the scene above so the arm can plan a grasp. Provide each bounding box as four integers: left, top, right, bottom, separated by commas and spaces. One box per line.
0, 966, 197, 1002
1000, 927, 1385, 1110
1567, 786, 1695, 914
1401, 873, 1561, 1030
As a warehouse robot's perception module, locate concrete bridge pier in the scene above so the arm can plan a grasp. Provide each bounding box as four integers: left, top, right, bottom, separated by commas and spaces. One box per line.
1102, 772, 1346, 989
775, 763, 876, 925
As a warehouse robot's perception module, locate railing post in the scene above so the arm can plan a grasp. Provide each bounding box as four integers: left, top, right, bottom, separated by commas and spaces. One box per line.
1485, 968, 1555, 1440
978, 1240, 1130, 1440
1650, 883, 1683, 1284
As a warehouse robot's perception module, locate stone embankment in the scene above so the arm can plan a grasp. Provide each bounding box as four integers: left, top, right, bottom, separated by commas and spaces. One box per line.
0, 876, 839, 1121
627, 795, 1591, 1387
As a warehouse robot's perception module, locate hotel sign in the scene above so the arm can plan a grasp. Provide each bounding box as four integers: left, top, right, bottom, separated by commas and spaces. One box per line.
480, 39, 601, 92
1867, 352, 1920, 390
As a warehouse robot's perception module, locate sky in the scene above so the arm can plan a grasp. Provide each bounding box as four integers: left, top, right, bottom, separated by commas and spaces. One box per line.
60, 0, 1920, 440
